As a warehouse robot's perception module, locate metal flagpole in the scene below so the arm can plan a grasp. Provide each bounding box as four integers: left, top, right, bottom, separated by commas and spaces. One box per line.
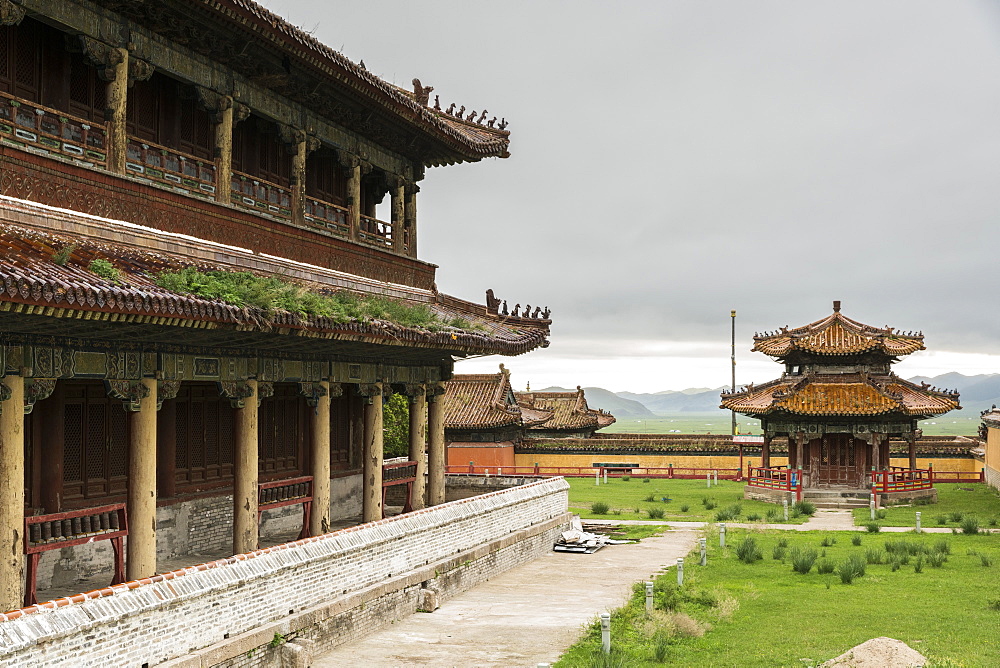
731, 310, 737, 437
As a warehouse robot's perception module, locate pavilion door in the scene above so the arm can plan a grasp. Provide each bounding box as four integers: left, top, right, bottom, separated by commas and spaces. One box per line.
817, 434, 860, 486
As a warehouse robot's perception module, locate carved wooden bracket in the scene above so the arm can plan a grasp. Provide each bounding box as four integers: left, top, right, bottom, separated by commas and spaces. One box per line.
425, 382, 446, 401
327, 383, 344, 398
128, 57, 154, 86
195, 86, 233, 123
104, 379, 150, 412
234, 102, 250, 124
297, 381, 328, 407
0, 0, 25, 26
337, 151, 360, 172
157, 380, 181, 410
23, 378, 56, 415
217, 381, 254, 409
402, 383, 426, 401
79, 36, 124, 81
257, 381, 274, 406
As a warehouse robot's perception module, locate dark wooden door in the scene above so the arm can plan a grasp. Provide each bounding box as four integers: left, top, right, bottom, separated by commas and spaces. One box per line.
817, 434, 860, 486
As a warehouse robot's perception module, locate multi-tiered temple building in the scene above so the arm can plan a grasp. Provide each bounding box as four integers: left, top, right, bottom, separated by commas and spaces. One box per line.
722, 302, 960, 495
0, 0, 551, 613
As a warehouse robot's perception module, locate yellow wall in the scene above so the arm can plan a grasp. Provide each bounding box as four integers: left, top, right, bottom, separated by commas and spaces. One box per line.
985, 425, 1000, 488
514, 453, 980, 473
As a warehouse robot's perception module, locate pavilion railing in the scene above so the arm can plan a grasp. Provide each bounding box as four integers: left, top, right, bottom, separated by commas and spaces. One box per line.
928, 470, 985, 483
746, 465, 802, 501
0, 91, 107, 167
871, 468, 933, 493
443, 464, 741, 480
23, 503, 128, 607
258, 475, 313, 540
381, 460, 417, 516
126, 137, 216, 198
360, 214, 394, 249
231, 171, 293, 220
304, 196, 350, 237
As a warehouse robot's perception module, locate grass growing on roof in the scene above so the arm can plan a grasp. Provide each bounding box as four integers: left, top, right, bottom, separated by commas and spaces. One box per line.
555, 529, 1000, 666
850, 484, 1000, 528
153, 267, 483, 331
566, 478, 807, 523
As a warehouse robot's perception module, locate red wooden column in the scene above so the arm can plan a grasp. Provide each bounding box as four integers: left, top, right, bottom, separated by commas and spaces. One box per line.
907, 433, 917, 471
761, 434, 771, 469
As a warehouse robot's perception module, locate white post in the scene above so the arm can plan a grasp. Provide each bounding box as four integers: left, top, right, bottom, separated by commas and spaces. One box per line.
595, 469, 600, 486
714, 470, 719, 486
870, 497, 876, 521
700, 538, 707, 566
604, 469, 608, 484
719, 523, 726, 548
783, 499, 789, 521
706, 472, 711, 488
676, 558, 684, 586
600, 613, 611, 654
498, 467, 503, 476
916, 511, 921, 533
645, 581, 654, 613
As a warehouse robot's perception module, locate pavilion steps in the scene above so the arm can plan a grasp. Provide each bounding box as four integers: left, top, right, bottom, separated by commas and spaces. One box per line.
802, 488, 871, 509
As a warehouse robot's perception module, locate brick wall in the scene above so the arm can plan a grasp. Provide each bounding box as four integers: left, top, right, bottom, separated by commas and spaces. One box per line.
0, 478, 570, 667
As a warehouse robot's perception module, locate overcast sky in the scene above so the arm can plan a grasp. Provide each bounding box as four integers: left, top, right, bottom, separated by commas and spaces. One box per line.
264, 0, 1000, 392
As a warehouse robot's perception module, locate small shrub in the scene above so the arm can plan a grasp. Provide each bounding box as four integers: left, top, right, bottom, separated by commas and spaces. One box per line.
914, 497, 932, 506
644, 493, 657, 502
652, 635, 670, 663
990, 517, 998, 527
816, 559, 835, 574
735, 536, 763, 564
838, 555, 866, 584
591, 501, 610, 515
704, 500, 717, 511
620, 475, 630, 482
89, 258, 121, 283
772, 545, 786, 561
961, 517, 980, 535
790, 547, 818, 574
612, 509, 622, 516
949, 511, 965, 523
932, 539, 951, 555
890, 559, 901, 572
52, 243, 77, 266
643, 478, 651, 483
793, 500, 817, 516
865, 548, 886, 565
875, 509, 887, 520
851, 535, 863, 546
927, 552, 946, 567
820, 536, 837, 547
885, 540, 924, 556
679, 504, 689, 513
987, 598, 1000, 612
913, 556, 924, 573
981, 554, 993, 567
790, 509, 802, 519
865, 522, 881, 533
746, 513, 761, 522
776, 537, 789, 548
647, 507, 665, 520
936, 515, 949, 525
765, 508, 779, 522
715, 504, 742, 522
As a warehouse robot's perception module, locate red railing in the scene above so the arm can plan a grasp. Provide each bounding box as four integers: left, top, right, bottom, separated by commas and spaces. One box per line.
231, 171, 292, 219
126, 137, 216, 198
871, 468, 933, 493
443, 464, 741, 480
928, 470, 984, 483
746, 465, 802, 501
382, 460, 417, 516
360, 214, 394, 249
258, 475, 312, 540
0, 91, 107, 167
304, 196, 350, 237
23, 503, 128, 607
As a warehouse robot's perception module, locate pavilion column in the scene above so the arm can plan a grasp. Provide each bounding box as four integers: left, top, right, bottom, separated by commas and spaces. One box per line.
761, 434, 771, 469
406, 385, 427, 510
306, 382, 331, 535
404, 183, 418, 258
389, 177, 405, 252
104, 46, 129, 174
427, 385, 446, 506
0, 374, 24, 611
870, 434, 881, 472
343, 154, 362, 242
360, 384, 384, 523
214, 102, 235, 204
907, 433, 917, 470
228, 380, 258, 554
126, 379, 157, 580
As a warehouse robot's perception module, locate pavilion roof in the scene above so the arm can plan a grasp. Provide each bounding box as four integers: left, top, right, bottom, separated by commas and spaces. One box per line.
753, 302, 925, 358
0, 197, 549, 360
442, 367, 526, 430
982, 407, 1000, 429
515, 388, 616, 431
720, 373, 960, 418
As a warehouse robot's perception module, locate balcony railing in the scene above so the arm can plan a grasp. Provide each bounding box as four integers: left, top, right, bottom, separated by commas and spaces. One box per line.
126, 138, 216, 198
304, 196, 350, 237
0, 91, 107, 167
231, 171, 292, 220
360, 214, 394, 249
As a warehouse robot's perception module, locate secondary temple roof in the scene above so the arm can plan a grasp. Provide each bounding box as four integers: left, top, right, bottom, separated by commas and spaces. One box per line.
442, 366, 524, 430
0, 197, 550, 361
720, 374, 961, 418
753, 301, 925, 359
515, 388, 616, 431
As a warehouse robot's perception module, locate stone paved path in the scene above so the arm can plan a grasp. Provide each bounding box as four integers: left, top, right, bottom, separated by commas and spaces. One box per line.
312, 527, 701, 668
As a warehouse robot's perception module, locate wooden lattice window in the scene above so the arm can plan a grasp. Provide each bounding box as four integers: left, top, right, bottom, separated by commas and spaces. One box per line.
232, 116, 291, 186
259, 384, 304, 475
174, 382, 235, 485
62, 382, 129, 502
305, 148, 347, 206
330, 392, 353, 470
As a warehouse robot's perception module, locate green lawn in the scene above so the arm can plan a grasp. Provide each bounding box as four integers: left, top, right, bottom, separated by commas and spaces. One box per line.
557, 529, 1000, 666
853, 484, 1000, 529
567, 477, 808, 524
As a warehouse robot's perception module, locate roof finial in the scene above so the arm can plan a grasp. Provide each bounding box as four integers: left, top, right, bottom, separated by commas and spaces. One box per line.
833, 300, 841, 312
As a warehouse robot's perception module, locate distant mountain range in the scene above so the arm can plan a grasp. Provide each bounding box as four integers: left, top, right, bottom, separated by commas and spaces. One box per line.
544, 373, 1000, 417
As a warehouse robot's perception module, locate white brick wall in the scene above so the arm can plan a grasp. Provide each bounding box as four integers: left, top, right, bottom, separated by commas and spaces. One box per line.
0, 477, 569, 668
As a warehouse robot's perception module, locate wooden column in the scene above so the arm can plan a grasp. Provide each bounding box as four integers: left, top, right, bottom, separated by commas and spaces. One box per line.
345, 156, 362, 242
40, 382, 64, 513
404, 183, 418, 258
761, 435, 771, 469
407, 385, 427, 510
427, 388, 445, 506
309, 382, 331, 535
870, 434, 881, 472
214, 100, 235, 204
907, 433, 917, 470
0, 375, 24, 611
390, 179, 405, 252
361, 384, 383, 523
105, 47, 130, 174
231, 380, 258, 555
291, 136, 307, 225
127, 379, 157, 580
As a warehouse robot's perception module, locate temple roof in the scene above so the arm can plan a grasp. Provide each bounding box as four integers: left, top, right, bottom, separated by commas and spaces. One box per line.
753, 302, 925, 359
720, 374, 960, 418
515, 388, 616, 431
982, 407, 1000, 429
442, 367, 524, 430
0, 197, 549, 360
97, 0, 509, 166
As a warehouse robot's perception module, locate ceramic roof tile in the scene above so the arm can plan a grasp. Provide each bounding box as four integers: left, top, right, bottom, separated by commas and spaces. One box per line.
515, 388, 615, 431
443, 368, 524, 429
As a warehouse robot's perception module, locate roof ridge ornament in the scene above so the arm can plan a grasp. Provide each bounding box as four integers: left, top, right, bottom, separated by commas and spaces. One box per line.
833, 300, 841, 312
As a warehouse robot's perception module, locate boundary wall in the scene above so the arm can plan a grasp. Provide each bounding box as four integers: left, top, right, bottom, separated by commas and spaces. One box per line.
0, 478, 570, 667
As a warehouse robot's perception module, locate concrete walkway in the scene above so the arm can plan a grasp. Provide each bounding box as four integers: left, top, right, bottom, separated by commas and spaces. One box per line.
312, 527, 701, 668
